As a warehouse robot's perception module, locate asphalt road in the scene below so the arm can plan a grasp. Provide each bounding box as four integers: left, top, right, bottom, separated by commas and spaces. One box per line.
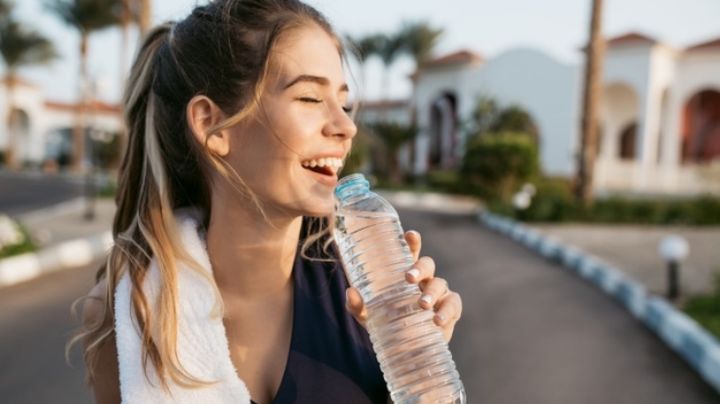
0, 262, 99, 404
402, 208, 720, 403
1, 208, 719, 403
0, 171, 83, 216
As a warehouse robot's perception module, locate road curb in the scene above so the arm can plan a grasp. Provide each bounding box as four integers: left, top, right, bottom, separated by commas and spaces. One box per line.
479, 211, 720, 394
0, 231, 113, 288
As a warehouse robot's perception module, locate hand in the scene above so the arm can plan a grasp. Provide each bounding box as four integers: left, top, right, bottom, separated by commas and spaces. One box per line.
345, 230, 463, 343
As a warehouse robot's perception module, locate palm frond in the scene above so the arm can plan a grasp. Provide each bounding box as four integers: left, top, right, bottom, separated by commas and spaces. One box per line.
45, 0, 121, 33
399, 21, 443, 66
0, 20, 57, 70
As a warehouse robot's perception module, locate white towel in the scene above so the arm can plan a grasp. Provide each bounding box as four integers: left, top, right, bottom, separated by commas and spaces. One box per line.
114, 209, 252, 403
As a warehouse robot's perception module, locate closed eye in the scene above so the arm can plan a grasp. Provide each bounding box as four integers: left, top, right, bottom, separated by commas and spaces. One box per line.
299, 97, 354, 114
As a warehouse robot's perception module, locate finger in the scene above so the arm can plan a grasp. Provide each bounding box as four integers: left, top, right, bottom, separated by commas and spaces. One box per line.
433, 292, 463, 327
418, 277, 449, 309
404, 230, 422, 262
405, 256, 435, 284
434, 292, 463, 342
345, 287, 367, 325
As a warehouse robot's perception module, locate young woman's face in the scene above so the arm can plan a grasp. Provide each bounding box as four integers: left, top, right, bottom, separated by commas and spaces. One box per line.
226, 24, 356, 218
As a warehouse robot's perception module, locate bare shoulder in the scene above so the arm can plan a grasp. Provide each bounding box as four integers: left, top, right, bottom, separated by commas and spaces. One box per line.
82, 277, 121, 404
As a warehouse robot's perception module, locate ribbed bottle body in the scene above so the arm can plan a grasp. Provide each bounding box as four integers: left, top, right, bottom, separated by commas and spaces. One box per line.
334, 206, 465, 404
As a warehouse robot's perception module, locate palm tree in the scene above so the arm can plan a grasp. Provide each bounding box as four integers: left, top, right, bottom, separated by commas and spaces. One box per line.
371, 122, 416, 184
575, 0, 605, 204
398, 21, 443, 68
137, 0, 151, 36
119, 0, 130, 87
0, 0, 10, 17
46, 0, 120, 170
345, 33, 383, 93
377, 33, 404, 102
0, 2, 56, 168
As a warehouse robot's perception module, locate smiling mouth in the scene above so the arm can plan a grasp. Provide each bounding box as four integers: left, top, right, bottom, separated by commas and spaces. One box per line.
305, 165, 334, 176
301, 157, 343, 177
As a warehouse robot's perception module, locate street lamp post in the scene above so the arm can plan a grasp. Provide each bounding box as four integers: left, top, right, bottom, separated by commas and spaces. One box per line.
83, 75, 111, 221
658, 235, 690, 302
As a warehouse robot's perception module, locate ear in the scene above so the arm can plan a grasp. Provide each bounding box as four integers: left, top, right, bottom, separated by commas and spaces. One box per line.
186, 95, 230, 157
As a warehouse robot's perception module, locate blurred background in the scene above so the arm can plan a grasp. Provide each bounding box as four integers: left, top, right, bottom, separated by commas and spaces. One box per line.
1, 0, 720, 403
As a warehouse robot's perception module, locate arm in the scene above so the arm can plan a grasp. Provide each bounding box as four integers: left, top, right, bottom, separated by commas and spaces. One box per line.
82, 279, 121, 404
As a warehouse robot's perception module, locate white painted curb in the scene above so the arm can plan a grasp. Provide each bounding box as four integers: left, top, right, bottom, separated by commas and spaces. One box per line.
479, 211, 720, 394
0, 231, 113, 287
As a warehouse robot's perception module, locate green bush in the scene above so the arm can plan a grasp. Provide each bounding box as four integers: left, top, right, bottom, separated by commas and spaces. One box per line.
460, 132, 539, 201
340, 125, 371, 177
0, 219, 36, 259
684, 272, 720, 340
488, 177, 720, 225
426, 169, 462, 193
93, 134, 122, 170
516, 177, 578, 222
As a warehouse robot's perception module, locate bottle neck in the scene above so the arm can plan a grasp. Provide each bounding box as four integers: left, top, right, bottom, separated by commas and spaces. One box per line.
335, 173, 371, 203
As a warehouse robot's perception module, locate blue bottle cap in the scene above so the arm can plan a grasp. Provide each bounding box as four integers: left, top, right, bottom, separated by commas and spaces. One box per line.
335, 173, 370, 201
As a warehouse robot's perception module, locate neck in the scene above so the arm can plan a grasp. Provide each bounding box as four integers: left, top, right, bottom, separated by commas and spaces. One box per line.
206, 193, 303, 301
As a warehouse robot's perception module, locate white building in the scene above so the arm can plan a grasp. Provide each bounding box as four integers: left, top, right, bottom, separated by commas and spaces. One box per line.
0, 77, 122, 167
408, 32, 720, 196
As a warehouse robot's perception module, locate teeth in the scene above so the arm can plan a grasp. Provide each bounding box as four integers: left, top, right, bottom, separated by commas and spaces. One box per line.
301, 157, 344, 170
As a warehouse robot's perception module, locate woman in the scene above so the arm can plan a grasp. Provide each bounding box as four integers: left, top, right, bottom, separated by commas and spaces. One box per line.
74, 0, 463, 403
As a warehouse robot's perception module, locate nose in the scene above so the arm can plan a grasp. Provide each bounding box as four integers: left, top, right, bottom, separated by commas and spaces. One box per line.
322, 102, 357, 141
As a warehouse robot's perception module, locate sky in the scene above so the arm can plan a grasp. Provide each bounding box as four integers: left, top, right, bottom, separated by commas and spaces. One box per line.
8, 0, 720, 104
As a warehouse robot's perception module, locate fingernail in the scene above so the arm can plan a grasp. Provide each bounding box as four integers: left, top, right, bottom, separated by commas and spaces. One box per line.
435, 313, 446, 324
407, 268, 420, 280
420, 294, 432, 305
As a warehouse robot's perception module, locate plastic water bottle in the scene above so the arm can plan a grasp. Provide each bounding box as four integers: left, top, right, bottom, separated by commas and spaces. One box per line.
333, 174, 466, 404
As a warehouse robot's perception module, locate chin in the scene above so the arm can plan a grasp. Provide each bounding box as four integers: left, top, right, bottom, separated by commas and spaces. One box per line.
297, 194, 334, 217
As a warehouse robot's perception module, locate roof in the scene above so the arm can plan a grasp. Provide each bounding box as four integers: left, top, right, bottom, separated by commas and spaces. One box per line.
411, 49, 484, 81
359, 99, 408, 110
420, 50, 484, 69
45, 100, 122, 114
686, 37, 720, 52
606, 32, 658, 47
1, 76, 38, 89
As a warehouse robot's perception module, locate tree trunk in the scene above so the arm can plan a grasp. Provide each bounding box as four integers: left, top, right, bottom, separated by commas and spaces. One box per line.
139, 0, 152, 37
380, 66, 391, 122
574, 0, 605, 204
118, 1, 130, 176
72, 33, 89, 171
3, 74, 18, 169
120, 0, 130, 85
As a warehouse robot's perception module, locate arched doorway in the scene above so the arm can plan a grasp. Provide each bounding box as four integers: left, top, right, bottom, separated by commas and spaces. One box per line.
428, 92, 458, 169
601, 83, 639, 161
619, 122, 637, 160
681, 89, 720, 163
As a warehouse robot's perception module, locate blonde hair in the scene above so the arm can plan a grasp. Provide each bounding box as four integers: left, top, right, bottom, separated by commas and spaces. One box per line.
66, 0, 345, 392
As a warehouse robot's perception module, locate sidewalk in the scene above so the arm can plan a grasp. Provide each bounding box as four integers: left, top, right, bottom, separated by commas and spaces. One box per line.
0, 198, 115, 287
530, 224, 720, 296
17, 197, 116, 249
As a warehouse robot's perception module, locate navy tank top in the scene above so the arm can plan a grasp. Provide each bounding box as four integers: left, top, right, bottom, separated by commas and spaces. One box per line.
252, 232, 389, 404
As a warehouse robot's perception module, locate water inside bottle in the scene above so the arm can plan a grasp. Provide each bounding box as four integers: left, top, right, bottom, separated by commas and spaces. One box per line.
335, 208, 465, 403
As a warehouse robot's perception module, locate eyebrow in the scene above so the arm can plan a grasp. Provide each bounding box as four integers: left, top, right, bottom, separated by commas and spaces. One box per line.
283, 74, 349, 92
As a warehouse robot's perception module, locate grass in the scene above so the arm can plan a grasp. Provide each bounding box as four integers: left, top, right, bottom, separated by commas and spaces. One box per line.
0, 223, 37, 259
683, 272, 720, 340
